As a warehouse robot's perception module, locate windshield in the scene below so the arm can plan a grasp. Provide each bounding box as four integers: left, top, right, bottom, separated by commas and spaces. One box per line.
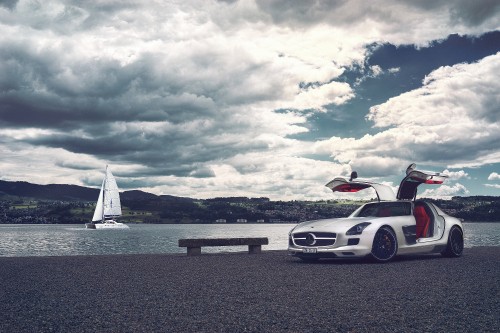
351, 202, 412, 218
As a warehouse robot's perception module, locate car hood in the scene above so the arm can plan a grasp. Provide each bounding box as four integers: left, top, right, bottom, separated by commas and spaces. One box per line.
292, 217, 371, 233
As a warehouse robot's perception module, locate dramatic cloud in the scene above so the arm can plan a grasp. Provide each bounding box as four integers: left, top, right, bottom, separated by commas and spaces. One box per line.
0, 0, 499, 199
316, 53, 500, 172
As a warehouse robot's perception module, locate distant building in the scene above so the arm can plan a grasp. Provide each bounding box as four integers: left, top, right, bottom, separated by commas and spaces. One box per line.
256, 219, 265, 223
236, 218, 247, 223
215, 219, 227, 223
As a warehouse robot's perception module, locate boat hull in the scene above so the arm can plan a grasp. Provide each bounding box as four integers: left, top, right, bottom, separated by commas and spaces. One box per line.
86, 221, 129, 229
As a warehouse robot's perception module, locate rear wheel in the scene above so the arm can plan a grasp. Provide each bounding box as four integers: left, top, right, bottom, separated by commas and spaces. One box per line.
442, 226, 463, 257
371, 226, 398, 262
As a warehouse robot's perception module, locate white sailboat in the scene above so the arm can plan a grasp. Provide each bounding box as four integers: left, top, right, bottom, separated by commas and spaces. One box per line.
86, 166, 129, 229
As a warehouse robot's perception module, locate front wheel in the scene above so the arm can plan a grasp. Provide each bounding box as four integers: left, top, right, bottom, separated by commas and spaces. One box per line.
442, 226, 464, 257
370, 226, 398, 263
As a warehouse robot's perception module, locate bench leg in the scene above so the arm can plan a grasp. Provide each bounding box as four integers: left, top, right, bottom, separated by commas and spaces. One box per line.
248, 244, 261, 254
187, 247, 201, 256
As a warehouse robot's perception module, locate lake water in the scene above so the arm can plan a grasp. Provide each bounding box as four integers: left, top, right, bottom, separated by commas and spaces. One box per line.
0, 223, 498, 257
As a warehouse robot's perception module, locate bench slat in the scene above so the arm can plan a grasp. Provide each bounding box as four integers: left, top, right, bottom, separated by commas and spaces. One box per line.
179, 237, 268, 247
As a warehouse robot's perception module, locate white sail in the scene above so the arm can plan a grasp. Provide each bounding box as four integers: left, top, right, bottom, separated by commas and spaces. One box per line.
87, 166, 128, 229
103, 166, 122, 218
91, 180, 105, 222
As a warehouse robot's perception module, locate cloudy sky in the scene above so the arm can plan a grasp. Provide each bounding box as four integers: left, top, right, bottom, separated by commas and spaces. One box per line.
1, 0, 499, 200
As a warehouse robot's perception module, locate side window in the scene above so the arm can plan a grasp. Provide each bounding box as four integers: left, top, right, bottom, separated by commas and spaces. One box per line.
391, 202, 412, 216
357, 204, 379, 217
355, 202, 411, 217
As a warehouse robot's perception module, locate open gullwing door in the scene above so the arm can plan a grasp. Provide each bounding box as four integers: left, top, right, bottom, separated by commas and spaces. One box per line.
397, 163, 448, 200
325, 172, 396, 201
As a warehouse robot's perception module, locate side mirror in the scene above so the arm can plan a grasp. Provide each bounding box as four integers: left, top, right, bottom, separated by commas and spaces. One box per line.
405, 163, 416, 175
349, 171, 358, 182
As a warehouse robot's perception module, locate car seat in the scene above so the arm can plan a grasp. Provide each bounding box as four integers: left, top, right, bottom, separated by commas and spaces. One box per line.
414, 205, 430, 238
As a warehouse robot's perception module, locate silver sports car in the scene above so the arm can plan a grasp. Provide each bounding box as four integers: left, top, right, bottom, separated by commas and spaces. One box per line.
288, 164, 464, 262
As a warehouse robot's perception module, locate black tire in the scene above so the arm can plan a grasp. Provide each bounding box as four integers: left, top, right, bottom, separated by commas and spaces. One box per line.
371, 226, 398, 262
442, 226, 464, 257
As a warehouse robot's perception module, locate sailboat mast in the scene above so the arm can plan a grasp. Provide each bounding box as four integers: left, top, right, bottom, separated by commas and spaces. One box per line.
102, 165, 107, 223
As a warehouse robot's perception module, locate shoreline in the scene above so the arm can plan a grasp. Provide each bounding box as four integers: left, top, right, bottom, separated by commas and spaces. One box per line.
1, 220, 499, 225
1, 247, 499, 332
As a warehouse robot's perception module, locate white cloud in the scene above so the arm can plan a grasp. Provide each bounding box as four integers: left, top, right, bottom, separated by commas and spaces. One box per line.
287, 82, 354, 111
368, 53, 500, 129
488, 172, 500, 180
484, 183, 500, 189
370, 65, 383, 77
354, 64, 388, 86
315, 53, 500, 175
443, 169, 470, 180
421, 183, 470, 198
148, 155, 352, 200
349, 156, 405, 177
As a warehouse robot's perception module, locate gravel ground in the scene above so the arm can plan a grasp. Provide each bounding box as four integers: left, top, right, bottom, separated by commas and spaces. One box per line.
0, 247, 498, 333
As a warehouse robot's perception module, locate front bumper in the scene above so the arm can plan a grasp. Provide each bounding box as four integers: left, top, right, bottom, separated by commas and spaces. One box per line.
288, 245, 372, 258
288, 232, 373, 258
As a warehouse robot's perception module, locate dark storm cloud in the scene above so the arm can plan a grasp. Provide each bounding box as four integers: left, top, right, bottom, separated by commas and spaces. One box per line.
255, 0, 345, 26
255, 0, 500, 30
405, 0, 500, 27
417, 0, 500, 26
409, 141, 496, 166
0, 25, 283, 133
0, 0, 17, 10
115, 165, 215, 179
0, 33, 274, 178
452, 1, 500, 26
0, 43, 219, 130
25, 115, 270, 177
0, 0, 140, 34
55, 160, 95, 170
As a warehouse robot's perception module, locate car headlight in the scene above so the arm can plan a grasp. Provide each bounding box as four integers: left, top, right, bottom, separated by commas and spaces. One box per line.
346, 222, 371, 235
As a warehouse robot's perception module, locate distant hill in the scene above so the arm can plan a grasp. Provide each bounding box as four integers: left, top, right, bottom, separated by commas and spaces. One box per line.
121, 190, 160, 201
0, 180, 162, 202
0, 180, 99, 201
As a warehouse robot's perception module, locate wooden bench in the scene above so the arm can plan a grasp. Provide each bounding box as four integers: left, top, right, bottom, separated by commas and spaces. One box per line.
178, 237, 269, 256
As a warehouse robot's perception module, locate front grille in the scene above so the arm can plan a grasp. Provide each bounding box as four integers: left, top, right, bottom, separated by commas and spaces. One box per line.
292, 232, 336, 247
294, 232, 337, 238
